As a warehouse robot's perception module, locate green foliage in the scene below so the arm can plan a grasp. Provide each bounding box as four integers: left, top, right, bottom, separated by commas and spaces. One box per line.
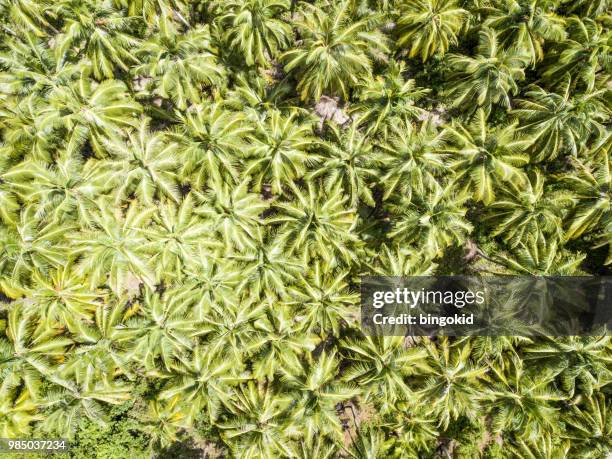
0, 0, 610, 457
282, 2, 388, 101
396, 0, 468, 61
217, 0, 292, 67
446, 28, 530, 114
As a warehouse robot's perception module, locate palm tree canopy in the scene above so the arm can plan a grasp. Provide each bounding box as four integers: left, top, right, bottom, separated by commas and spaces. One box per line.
282, 2, 388, 101
396, 0, 468, 61
0, 0, 610, 455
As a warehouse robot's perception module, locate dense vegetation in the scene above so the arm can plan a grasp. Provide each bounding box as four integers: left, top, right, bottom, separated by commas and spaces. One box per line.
0, 0, 610, 457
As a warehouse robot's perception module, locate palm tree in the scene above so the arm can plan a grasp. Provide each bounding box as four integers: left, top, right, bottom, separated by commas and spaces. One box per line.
384, 408, 438, 458
565, 394, 612, 457
113, 0, 189, 31
595, 203, 611, 265
488, 357, 563, 441
561, 152, 611, 250
490, 233, 586, 275
281, 351, 358, 443
0, 159, 19, 226
542, 17, 610, 91
446, 28, 529, 114
560, 0, 608, 18
0, 207, 68, 284
0, 0, 56, 37
386, 180, 473, 259
0, 307, 72, 398
0, 381, 40, 438
512, 81, 610, 160
199, 297, 265, 366
228, 230, 303, 301
342, 336, 428, 413
102, 118, 181, 205
307, 122, 380, 207
291, 435, 338, 459
40, 71, 142, 156
378, 118, 446, 201
245, 305, 317, 381
124, 287, 203, 372
523, 336, 611, 398
2, 153, 105, 225
483, 0, 566, 64
0, 34, 80, 97
483, 170, 574, 247
217, 381, 293, 458
39, 376, 131, 438
270, 182, 360, 265
60, 300, 136, 385
351, 60, 430, 134
217, 0, 292, 67
141, 194, 213, 282
282, 2, 388, 101
368, 243, 438, 276
139, 395, 193, 449
20, 265, 101, 333
506, 435, 570, 459
159, 344, 240, 421
0, 96, 57, 162
345, 427, 388, 459
171, 102, 250, 187
53, 1, 141, 80
135, 25, 225, 109
468, 334, 527, 370
225, 71, 295, 118
441, 109, 530, 204
69, 200, 155, 294
285, 260, 359, 336
245, 109, 316, 194
414, 338, 489, 429
180, 247, 243, 320
194, 178, 267, 251
396, 0, 468, 61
